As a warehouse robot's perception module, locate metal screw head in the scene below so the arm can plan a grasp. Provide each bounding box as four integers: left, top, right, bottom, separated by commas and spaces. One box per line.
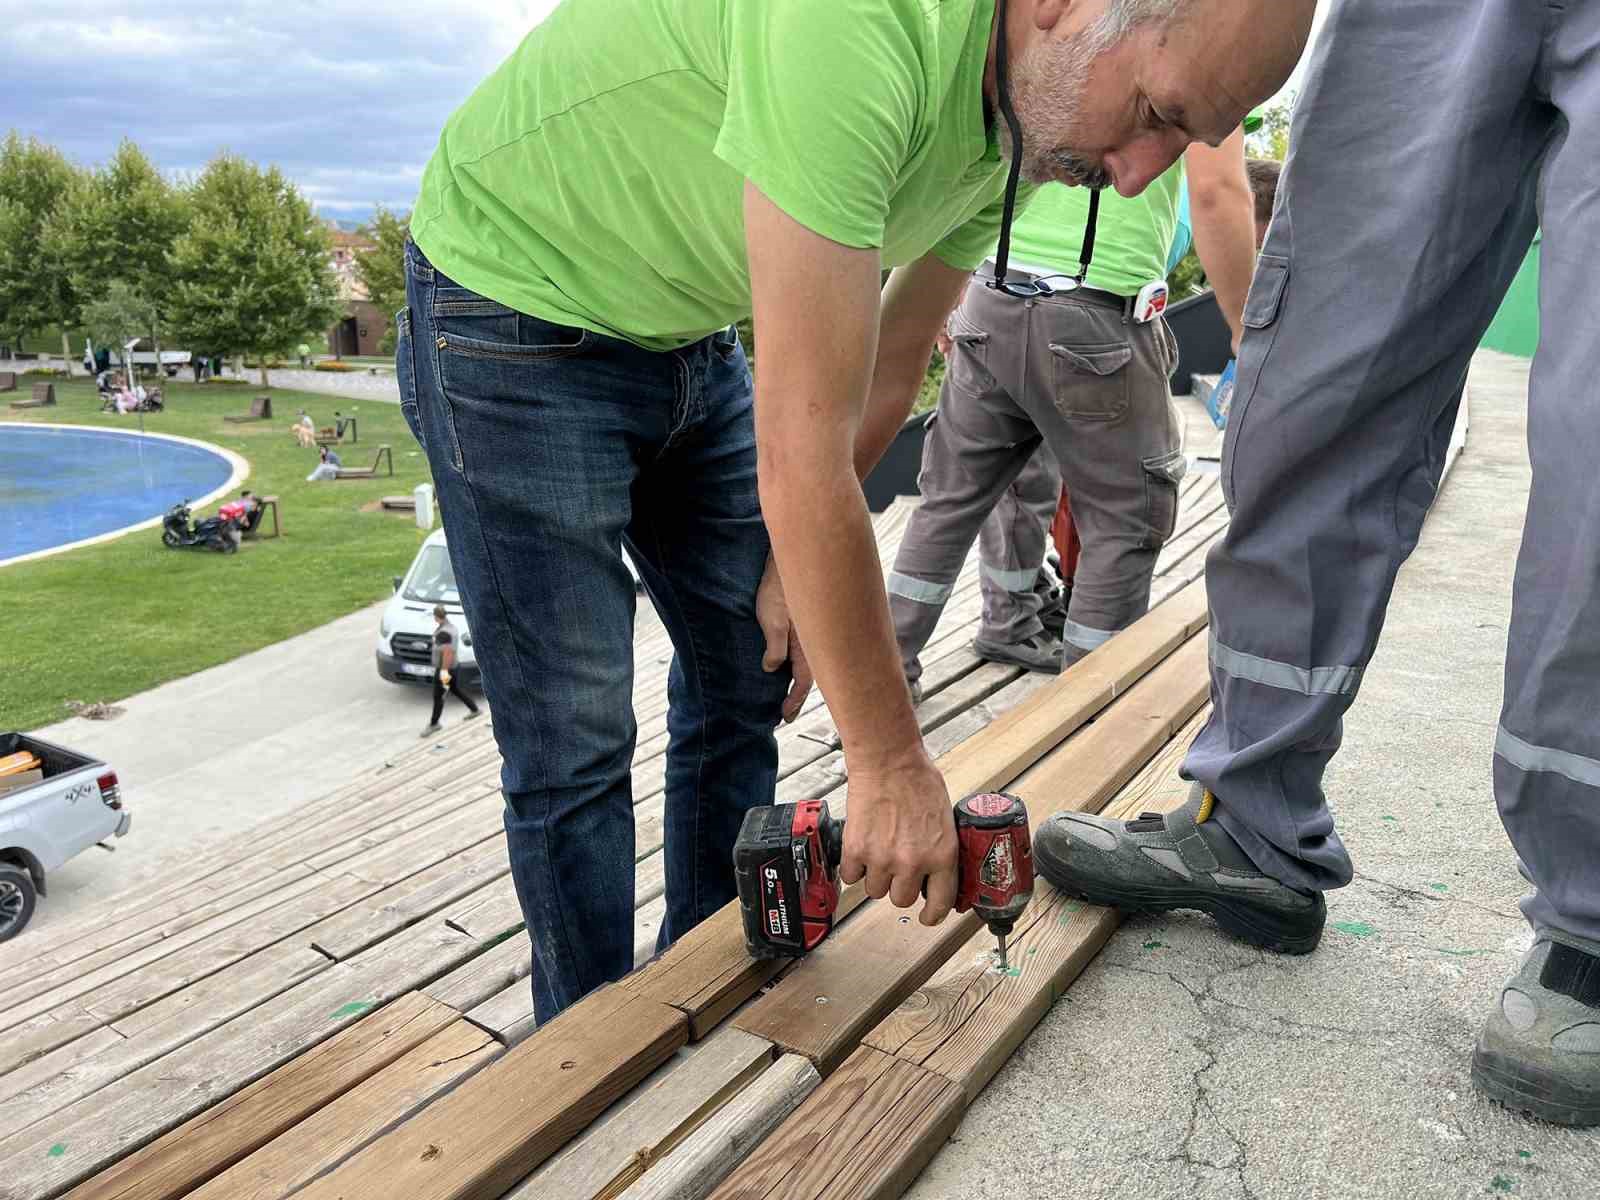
814, 995, 829, 1005
897, 915, 911, 925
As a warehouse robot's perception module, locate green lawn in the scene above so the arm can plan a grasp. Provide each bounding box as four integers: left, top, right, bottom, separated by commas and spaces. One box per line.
2, 379, 436, 731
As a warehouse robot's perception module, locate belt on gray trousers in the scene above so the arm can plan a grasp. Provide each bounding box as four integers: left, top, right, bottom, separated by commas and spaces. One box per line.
977, 260, 1137, 320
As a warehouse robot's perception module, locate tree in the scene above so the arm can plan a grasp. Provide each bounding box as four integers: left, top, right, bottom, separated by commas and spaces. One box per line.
353, 206, 408, 353
0, 134, 85, 368
81, 280, 161, 362
44, 140, 190, 376
166, 154, 342, 387
1247, 95, 1293, 162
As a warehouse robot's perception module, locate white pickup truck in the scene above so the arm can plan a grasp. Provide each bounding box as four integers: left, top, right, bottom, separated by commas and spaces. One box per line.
0, 733, 131, 940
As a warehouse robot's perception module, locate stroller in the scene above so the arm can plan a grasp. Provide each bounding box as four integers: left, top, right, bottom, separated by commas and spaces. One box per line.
99, 371, 163, 413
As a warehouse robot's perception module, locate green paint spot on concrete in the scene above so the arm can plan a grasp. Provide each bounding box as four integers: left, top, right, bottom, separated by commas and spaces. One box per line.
47, 1144, 66, 1158
1004, 966, 1021, 977
1143, 940, 1166, 951
1517, 1151, 1532, 1160
330, 1000, 376, 1020
1381, 815, 1398, 823
1488, 1174, 1515, 1192
1430, 882, 1449, 891
1027, 947, 1037, 956
1333, 921, 1377, 939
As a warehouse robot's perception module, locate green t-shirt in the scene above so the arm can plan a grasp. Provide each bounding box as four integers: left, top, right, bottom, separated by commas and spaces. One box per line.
411, 0, 1013, 352
1002, 165, 1185, 298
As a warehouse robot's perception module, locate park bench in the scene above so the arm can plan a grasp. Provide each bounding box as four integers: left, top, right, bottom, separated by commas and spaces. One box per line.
9, 381, 56, 410
223, 395, 273, 423
242, 494, 281, 539
334, 444, 394, 480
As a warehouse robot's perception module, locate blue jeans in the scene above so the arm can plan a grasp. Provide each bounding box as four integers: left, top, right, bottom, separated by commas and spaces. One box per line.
397, 242, 786, 1023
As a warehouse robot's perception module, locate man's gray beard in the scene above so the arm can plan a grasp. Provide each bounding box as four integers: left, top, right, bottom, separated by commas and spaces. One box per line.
1002, 26, 1107, 188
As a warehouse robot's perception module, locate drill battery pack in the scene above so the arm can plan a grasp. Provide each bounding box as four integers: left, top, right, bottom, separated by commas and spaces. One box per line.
733, 799, 841, 959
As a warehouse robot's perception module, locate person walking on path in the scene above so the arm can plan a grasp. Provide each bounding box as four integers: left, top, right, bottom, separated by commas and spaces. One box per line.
401, 0, 1313, 1022
891, 130, 1256, 691
422, 604, 481, 737
1034, 0, 1600, 1127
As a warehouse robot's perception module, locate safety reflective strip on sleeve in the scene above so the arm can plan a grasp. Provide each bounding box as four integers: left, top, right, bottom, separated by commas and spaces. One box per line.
887, 572, 954, 605
979, 562, 1039, 592
1208, 631, 1361, 696
1496, 726, 1600, 789
1062, 618, 1116, 653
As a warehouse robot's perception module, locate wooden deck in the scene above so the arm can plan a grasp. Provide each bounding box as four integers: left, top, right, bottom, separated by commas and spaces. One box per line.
0, 475, 1227, 1200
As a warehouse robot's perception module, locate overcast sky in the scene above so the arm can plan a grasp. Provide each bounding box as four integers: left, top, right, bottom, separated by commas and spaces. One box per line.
0, 0, 1327, 224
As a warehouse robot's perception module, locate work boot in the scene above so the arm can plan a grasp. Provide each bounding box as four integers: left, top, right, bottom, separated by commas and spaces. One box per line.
972, 631, 1064, 675
1472, 934, 1600, 1126
420, 722, 442, 738
1033, 782, 1326, 954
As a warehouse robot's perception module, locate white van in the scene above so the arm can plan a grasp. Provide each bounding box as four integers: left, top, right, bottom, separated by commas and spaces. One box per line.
375, 531, 644, 690
375, 530, 480, 690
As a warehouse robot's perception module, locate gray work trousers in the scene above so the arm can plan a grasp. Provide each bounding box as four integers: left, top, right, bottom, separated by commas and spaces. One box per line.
890, 278, 1185, 681
1183, 0, 1600, 944
978, 447, 1063, 644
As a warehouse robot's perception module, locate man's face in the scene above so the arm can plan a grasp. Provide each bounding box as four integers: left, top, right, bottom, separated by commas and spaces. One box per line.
1005, 0, 1313, 196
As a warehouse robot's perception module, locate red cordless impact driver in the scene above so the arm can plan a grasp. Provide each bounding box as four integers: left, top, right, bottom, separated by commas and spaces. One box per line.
733, 792, 1033, 968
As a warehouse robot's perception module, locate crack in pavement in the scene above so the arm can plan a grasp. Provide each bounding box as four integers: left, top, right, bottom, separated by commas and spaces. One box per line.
1349, 869, 1521, 922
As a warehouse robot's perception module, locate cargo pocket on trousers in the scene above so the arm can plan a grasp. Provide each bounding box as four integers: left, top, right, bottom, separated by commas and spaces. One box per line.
1142, 448, 1186, 548
1050, 342, 1132, 420
1221, 254, 1289, 509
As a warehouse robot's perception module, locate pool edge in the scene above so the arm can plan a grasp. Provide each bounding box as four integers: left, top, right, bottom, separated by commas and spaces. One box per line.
0, 421, 251, 569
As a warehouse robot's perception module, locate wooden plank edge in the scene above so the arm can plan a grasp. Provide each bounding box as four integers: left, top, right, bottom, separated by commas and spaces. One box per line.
57, 992, 458, 1200
289, 987, 689, 1200
614, 1054, 820, 1200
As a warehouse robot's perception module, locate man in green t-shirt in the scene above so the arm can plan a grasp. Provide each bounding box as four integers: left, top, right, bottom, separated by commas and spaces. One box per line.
890, 132, 1256, 688
399, 0, 1313, 1020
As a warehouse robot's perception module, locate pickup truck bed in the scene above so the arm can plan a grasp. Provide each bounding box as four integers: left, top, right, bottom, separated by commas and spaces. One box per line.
0, 732, 129, 939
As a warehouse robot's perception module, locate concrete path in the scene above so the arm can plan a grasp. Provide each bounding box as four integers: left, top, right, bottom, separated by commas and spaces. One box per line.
27, 601, 471, 936
266, 367, 401, 403
912, 352, 1600, 1197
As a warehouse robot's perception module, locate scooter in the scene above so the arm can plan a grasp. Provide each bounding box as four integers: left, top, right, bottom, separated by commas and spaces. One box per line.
161, 503, 239, 554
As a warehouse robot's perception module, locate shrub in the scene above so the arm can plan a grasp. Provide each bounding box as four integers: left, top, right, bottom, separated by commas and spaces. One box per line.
314, 361, 359, 372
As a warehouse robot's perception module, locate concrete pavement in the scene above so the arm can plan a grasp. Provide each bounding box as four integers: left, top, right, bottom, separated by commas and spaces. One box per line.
910, 352, 1600, 1198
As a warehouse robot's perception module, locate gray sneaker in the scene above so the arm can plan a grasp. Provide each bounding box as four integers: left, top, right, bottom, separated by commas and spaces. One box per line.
1033, 782, 1326, 954
419, 722, 442, 738
972, 631, 1064, 675
1472, 935, 1600, 1126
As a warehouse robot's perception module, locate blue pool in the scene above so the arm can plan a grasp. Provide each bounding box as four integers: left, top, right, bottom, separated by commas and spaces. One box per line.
0, 425, 238, 562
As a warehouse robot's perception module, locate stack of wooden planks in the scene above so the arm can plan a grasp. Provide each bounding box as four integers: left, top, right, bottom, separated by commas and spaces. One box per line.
0, 474, 1227, 1200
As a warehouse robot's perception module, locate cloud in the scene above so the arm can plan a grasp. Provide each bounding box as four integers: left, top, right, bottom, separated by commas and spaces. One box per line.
0, 0, 559, 218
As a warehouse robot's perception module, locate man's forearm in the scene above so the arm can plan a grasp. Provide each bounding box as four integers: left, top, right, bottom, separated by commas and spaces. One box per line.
852, 257, 971, 481
1191, 191, 1255, 344
760, 447, 922, 765
853, 338, 934, 482
1186, 131, 1256, 347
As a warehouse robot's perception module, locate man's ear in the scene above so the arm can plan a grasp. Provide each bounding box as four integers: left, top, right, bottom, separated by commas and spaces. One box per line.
1033, 0, 1072, 34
